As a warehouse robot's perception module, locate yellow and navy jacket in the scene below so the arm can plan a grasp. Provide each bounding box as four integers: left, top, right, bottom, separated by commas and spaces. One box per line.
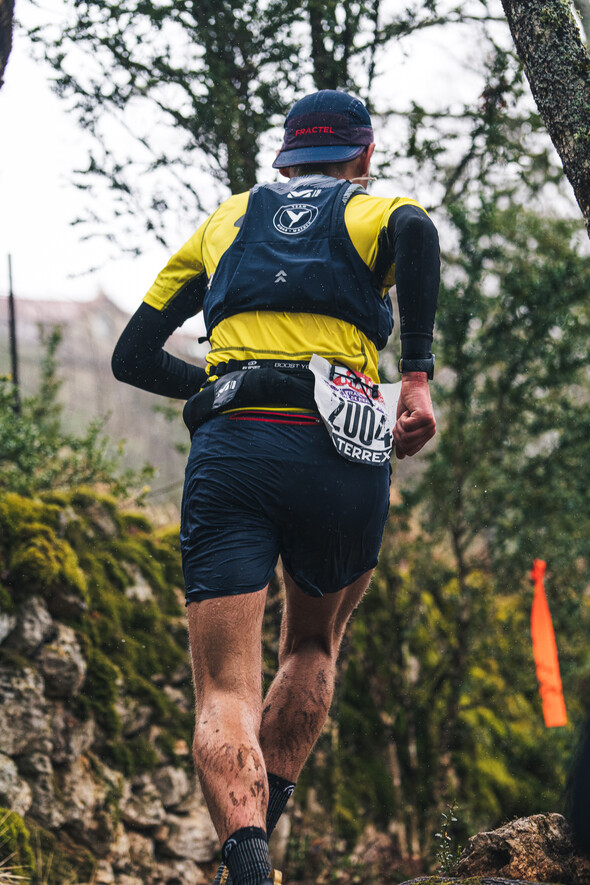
112, 175, 439, 398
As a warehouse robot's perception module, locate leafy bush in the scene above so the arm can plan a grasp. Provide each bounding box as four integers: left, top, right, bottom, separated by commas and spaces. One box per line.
0, 326, 152, 497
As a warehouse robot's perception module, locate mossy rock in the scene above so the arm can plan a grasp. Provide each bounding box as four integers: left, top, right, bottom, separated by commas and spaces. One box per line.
7, 524, 88, 605
3, 485, 193, 778
0, 807, 35, 880
76, 645, 122, 736
0, 493, 62, 546
106, 734, 160, 776
0, 492, 89, 612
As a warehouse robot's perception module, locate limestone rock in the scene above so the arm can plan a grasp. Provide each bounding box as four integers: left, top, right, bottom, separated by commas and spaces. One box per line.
152, 765, 191, 809
169, 662, 191, 686
22, 753, 67, 829
155, 792, 218, 863
0, 610, 17, 644
125, 567, 154, 602
152, 857, 206, 884
107, 822, 132, 872
93, 860, 116, 884
36, 623, 87, 698
115, 694, 153, 737
121, 775, 167, 829
127, 830, 155, 873
4, 595, 54, 655
0, 663, 51, 754
58, 755, 124, 855
50, 702, 95, 765
162, 684, 191, 713
174, 775, 209, 814
457, 812, 590, 885
0, 752, 32, 816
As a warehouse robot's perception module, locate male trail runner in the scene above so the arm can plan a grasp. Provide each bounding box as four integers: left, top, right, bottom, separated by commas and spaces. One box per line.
112, 90, 439, 885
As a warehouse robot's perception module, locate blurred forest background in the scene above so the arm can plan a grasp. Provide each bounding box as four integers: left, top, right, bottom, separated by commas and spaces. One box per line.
2, 1, 590, 883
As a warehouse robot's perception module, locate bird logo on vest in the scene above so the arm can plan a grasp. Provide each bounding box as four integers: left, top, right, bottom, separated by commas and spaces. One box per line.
273, 203, 319, 235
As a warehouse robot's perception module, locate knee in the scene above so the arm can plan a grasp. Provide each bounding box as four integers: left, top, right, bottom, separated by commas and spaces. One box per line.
279, 631, 338, 668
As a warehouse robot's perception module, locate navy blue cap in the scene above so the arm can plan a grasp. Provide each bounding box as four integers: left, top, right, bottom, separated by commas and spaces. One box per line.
273, 90, 374, 169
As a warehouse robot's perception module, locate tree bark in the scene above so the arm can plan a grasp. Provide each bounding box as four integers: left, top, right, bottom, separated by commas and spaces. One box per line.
500, 0, 590, 234
0, 0, 14, 89
573, 0, 590, 42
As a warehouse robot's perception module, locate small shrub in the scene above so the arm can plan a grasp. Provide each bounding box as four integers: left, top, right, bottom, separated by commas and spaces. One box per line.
434, 802, 461, 876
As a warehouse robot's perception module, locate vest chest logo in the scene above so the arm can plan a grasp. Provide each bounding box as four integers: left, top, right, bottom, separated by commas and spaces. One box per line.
273, 203, 319, 235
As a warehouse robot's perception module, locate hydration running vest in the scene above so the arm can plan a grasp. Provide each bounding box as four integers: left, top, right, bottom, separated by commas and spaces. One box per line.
203, 177, 394, 350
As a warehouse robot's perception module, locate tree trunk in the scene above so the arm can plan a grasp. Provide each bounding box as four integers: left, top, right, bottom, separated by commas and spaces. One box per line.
500, 0, 590, 234
0, 0, 14, 89
573, 0, 590, 42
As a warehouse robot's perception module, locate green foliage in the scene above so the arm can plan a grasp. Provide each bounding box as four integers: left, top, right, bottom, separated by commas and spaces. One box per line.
0, 326, 153, 498
0, 809, 35, 882
387, 44, 564, 210
425, 200, 590, 583
292, 201, 590, 867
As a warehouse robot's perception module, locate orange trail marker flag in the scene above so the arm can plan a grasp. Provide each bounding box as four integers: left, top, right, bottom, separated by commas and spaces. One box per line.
530, 559, 567, 728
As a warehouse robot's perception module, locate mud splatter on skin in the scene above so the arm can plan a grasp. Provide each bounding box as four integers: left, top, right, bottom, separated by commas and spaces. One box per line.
261, 667, 334, 775
193, 738, 268, 836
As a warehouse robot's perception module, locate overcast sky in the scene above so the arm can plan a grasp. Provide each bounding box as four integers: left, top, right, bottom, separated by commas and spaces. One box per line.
0, 29, 174, 314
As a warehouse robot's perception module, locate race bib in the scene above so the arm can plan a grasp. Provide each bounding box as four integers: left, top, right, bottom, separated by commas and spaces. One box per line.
309, 354, 401, 466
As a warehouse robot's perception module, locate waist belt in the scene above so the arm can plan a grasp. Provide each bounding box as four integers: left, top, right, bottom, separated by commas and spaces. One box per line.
210, 358, 311, 377
182, 362, 316, 438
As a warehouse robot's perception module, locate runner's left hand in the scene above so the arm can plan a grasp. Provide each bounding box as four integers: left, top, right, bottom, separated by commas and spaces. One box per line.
394, 373, 436, 460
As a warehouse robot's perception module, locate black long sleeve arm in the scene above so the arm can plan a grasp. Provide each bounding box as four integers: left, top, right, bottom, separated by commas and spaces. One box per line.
386, 204, 440, 357
112, 277, 208, 399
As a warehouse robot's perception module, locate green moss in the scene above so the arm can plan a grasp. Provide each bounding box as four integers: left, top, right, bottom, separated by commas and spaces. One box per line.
77, 647, 122, 736
0, 582, 14, 613
0, 493, 61, 548
39, 490, 70, 508
0, 808, 35, 880
106, 734, 160, 776
100, 551, 133, 592
6, 520, 88, 604
24, 818, 96, 885
120, 510, 153, 533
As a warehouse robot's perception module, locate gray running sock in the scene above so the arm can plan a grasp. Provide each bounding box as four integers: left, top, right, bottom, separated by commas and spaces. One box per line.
222, 827, 271, 885
213, 775, 295, 885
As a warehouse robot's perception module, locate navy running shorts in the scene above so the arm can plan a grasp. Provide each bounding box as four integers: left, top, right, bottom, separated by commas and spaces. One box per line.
180, 412, 391, 602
